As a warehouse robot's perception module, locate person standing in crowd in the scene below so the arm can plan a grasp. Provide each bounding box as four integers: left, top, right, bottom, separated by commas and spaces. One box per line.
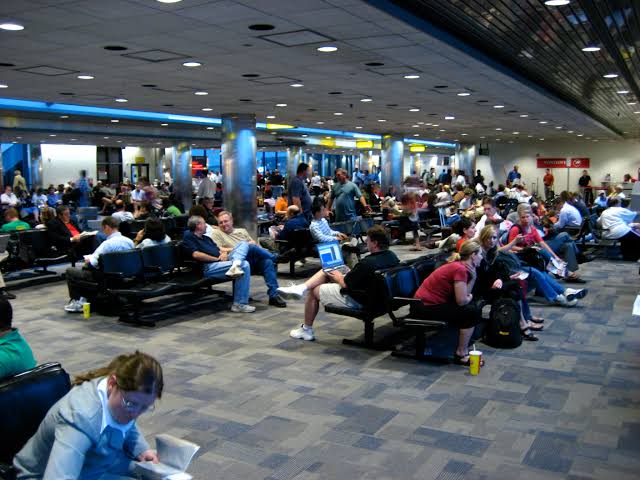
543, 168, 554, 201
270, 169, 284, 199
163, 167, 172, 185
288, 163, 312, 220
473, 169, 484, 189
327, 168, 369, 222
0, 297, 35, 379
578, 169, 593, 205
197, 170, 215, 201
13, 170, 27, 193
507, 165, 519, 185
76, 170, 91, 208
14, 351, 162, 478
427, 167, 437, 188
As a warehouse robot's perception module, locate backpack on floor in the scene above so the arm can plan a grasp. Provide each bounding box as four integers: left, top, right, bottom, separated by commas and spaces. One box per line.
484, 298, 522, 349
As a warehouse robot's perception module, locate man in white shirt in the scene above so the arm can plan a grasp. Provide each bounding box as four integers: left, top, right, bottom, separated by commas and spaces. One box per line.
0, 186, 19, 207
598, 197, 640, 260
554, 198, 582, 231
131, 184, 145, 207
64, 217, 135, 312
473, 197, 509, 239
111, 200, 134, 223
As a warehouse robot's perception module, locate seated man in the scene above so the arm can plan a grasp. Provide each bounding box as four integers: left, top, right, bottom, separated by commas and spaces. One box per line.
0, 297, 35, 379
262, 205, 310, 249
553, 197, 582, 232
64, 217, 135, 312
211, 210, 286, 308
1, 208, 30, 232
46, 205, 96, 257
277, 225, 399, 341
182, 215, 256, 313
111, 199, 134, 223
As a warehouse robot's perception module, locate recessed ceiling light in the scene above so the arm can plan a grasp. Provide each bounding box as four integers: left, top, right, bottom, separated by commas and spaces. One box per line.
360, 98, 373, 102
412, 124, 420, 128
577, 134, 584, 136
49, 134, 56, 137
617, 90, 630, 94
302, 134, 308, 137
409, 108, 420, 112
496, 128, 502, 130
115, 98, 128, 103
555, 126, 563, 129
426, 123, 432, 126
377, 119, 386, 122
403, 74, 420, 79
355, 126, 363, 129
568, 130, 574, 133
418, 121, 425, 124
413, 133, 419, 137
77, 75, 94, 80
316, 121, 324, 124
432, 124, 440, 127
156, 0, 182, 3
276, 103, 287, 107
445, 116, 455, 120
581, 46, 601, 52
70, 138, 76, 141
0, 84, 7, 89
544, 0, 570, 5
519, 114, 529, 117
103, 136, 109, 139
635, 111, 640, 114
206, 127, 214, 130
512, 131, 519, 134
160, 123, 168, 126
493, 105, 505, 109
325, 136, 332, 139
439, 129, 446, 132
627, 102, 637, 105
539, 121, 548, 124
603, 73, 618, 79
0, 22, 24, 31
194, 91, 208, 95
334, 112, 343, 116
480, 136, 485, 139
317, 46, 338, 53
457, 92, 471, 96
60, 115, 68, 119
201, 107, 212, 112
182, 61, 202, 67
111, 119, 119, 123
117, 140, 122, 143
266, 115, 276, 119
290, 83, 303, 87
461, 133, 468, 136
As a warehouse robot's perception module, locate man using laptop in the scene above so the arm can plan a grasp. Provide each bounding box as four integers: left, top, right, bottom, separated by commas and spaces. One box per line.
316, 241, 350, 275
277, 225, 399, 341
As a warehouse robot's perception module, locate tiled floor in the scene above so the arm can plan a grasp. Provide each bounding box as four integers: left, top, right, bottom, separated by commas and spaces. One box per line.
9, 247, 640, 479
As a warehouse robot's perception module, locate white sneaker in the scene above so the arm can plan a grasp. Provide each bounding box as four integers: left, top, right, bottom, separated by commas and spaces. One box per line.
555, 294, 578, 307
64, 299, 83, 313
230, 303, 256, 313
564, 288, 587, 301
79, 297, 88, 304
290, 324, 315, 341
225, 264, 244, 278
277, 283, 307, 300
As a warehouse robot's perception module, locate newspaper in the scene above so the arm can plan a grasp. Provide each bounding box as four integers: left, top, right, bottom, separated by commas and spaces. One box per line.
134, 434, 200, 480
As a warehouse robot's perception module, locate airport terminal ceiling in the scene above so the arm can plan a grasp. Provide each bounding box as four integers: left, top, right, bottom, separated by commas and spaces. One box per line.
0, 0, 637, 146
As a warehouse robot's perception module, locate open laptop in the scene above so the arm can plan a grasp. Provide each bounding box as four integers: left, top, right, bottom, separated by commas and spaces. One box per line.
316, 241, 349, 274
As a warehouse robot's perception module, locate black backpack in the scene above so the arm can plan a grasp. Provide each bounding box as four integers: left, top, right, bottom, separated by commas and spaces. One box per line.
484, 298, 522, 349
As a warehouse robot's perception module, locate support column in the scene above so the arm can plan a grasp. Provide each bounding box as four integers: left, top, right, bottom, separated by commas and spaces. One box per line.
381, 134, 404, 197
0, 147, 3, 190
28, 144, 43, 189
221, 113, 257, 238
455, 143, 476, 178
172, 142, 193, 214
286, 146, 302, 182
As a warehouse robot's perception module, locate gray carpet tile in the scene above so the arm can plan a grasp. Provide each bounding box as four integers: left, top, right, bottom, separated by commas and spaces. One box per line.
9, 245, 640, 479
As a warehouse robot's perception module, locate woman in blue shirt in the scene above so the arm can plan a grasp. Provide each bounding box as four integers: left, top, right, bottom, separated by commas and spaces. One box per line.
14, 351, 163, 479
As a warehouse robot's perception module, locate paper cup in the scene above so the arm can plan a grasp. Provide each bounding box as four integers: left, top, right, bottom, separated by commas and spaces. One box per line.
469, 350, 482, 375
83, 302, 91, 319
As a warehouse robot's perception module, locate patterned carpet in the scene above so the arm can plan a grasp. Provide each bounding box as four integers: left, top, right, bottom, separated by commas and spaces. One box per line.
10, 247, 640, 480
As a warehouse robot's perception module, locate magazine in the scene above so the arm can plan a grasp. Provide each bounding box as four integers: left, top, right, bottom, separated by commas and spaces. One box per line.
134, 434, 200, 480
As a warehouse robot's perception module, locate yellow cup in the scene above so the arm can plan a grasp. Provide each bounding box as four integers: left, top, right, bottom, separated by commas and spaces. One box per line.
82, 302, 91, 319
469, 350, 482, 375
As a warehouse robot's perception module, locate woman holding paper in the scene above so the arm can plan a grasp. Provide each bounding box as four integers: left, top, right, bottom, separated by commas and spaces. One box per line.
14, 351, 163, 479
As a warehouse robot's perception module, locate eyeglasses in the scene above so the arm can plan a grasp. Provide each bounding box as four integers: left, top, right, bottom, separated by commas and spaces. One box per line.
120, 392, 155, 413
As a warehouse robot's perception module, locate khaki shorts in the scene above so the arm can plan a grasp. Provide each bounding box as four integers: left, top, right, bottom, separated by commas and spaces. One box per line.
318, 283, 362, 309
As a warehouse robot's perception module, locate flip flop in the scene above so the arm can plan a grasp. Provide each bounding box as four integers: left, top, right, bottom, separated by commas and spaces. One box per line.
526, 322, 544, 331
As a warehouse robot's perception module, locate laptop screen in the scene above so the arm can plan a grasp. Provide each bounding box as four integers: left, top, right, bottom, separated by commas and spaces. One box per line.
316, 241, 344, 269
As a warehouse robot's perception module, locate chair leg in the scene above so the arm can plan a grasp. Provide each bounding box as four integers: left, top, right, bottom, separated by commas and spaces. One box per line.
414, 329, 426, 360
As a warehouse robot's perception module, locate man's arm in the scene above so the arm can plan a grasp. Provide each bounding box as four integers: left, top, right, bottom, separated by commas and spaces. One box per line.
192, 250, 223, 262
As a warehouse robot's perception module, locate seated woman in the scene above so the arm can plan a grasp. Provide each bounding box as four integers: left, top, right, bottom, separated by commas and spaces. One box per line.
598, 196, 640, 261
275, 191, 288, 216
134, 218, 171, 248
454, 217, 476, 252
394, 193, 422, 251
35, 207, 56, 229
476, 225, 541, 340
411, 240, 485, 366
14, 351, 163, 479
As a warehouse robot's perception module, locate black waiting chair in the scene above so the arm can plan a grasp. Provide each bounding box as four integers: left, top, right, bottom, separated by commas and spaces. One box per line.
0, 363, 71, 479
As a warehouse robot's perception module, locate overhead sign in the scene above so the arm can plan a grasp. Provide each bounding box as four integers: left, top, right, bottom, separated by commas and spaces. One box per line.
537, 157, 590, 168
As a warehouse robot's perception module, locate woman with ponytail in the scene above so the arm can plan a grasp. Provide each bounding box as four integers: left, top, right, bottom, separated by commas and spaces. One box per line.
14, 351, 163, 479
412, 240, 484, 366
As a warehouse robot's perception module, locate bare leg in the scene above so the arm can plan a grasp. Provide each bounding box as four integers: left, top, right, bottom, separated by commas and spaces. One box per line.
456, 327, 474, 358
304, 286, 322, 327
303, 270, 330, 290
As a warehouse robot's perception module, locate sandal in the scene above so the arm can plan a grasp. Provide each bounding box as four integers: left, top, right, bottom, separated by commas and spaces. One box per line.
526, 322, 544, 331
453, 354, 485, 367
530, 316, 545, 324
520, 328, 539, 341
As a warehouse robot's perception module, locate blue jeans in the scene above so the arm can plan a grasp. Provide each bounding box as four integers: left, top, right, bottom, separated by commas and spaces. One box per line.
526, 266, 564, 301
229, 241, 279, 298
545, 232, 578, 272
202, 259, 251, 305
